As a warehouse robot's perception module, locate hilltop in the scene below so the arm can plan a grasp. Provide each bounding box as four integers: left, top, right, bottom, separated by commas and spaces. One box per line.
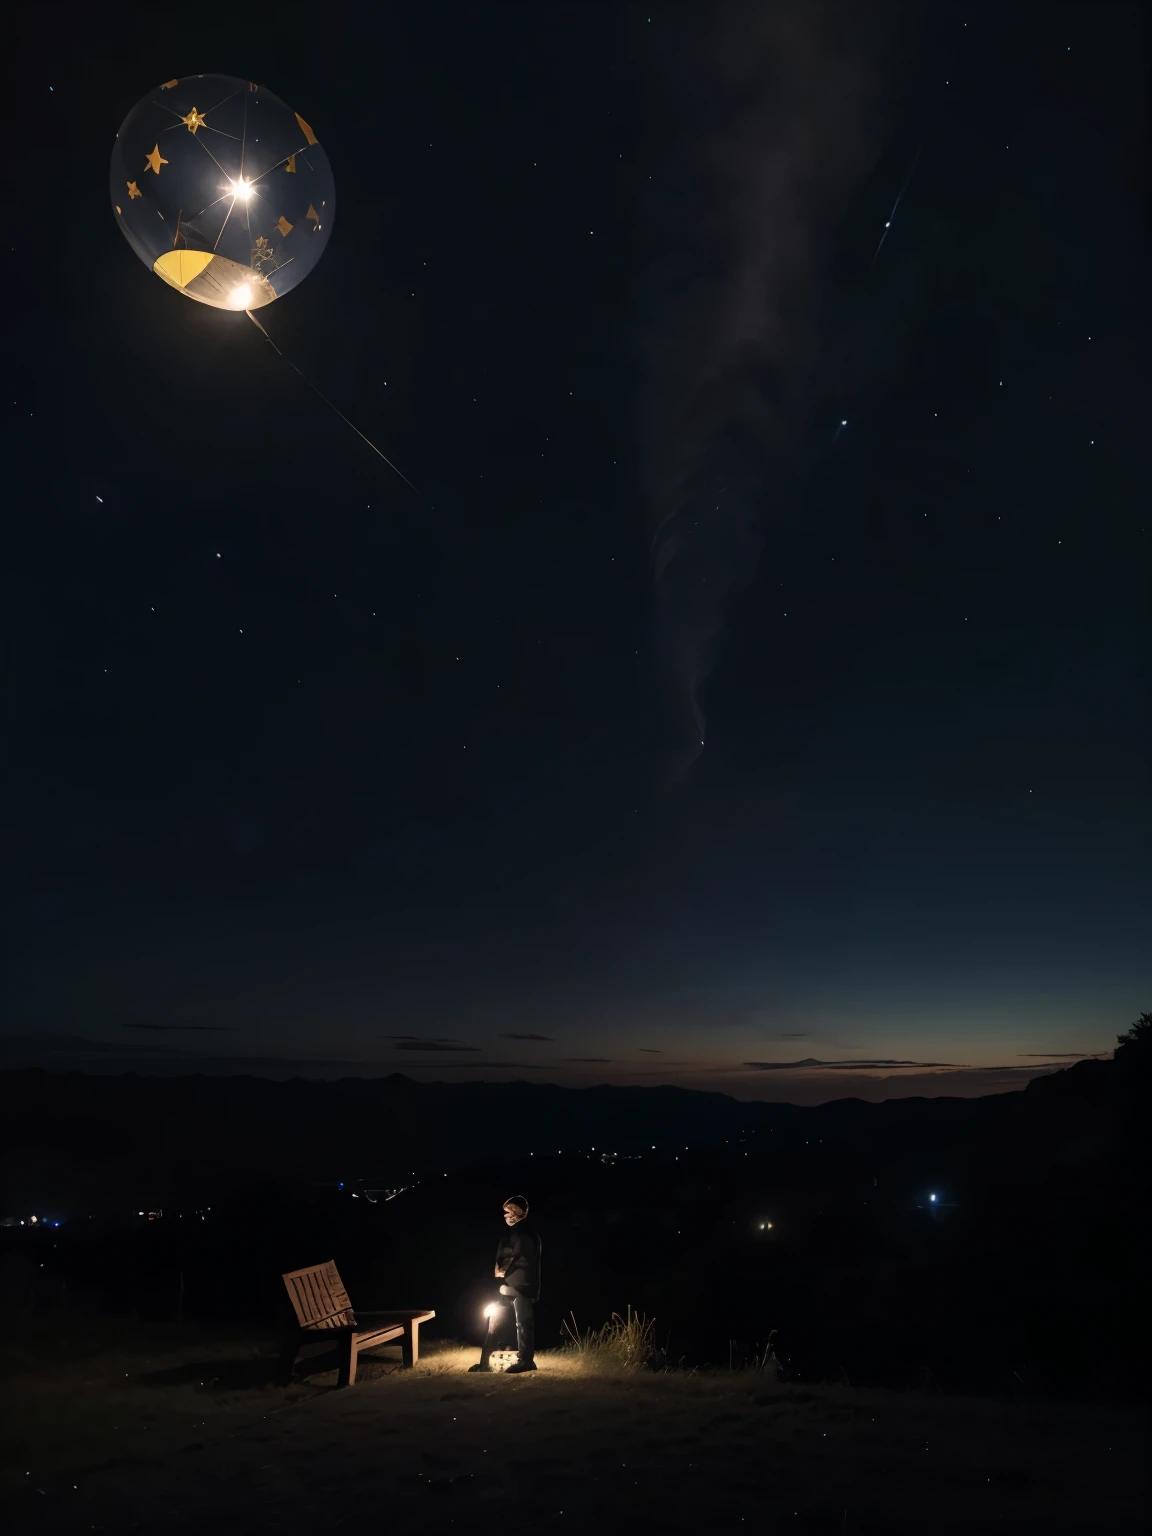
0, 1056, 1126, 1212
5, 1332, 1145, 1534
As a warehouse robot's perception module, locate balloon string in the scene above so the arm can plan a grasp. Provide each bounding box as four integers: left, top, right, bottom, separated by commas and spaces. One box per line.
245, 310, 434, 509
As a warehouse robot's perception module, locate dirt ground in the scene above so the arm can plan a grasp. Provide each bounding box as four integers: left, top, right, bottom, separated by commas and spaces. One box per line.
4, 1327, 1146, 1534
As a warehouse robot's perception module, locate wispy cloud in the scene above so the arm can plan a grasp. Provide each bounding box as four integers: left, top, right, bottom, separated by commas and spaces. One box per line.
384, 1034, 462, 1043
397, 1060, 548, 1070
386, 1036, 480, 1053
1017, 1052, 1103, 1059
0, 1037, 375, 1076
564, 1057, 613, 1063
498, 1032, 555, 1042
640, 4, 887, 769
973, 1062, 1087, 1073
121, 1023, 234, 1033
741, 1057, 964, 1071
638, 1047, 665, 1053
5, 1033, 187, 1058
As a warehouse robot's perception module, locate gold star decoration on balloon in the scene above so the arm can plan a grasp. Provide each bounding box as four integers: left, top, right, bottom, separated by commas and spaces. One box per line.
306, 204, 319, 225
277, 215, 294, 236
127, 180, 141, 199
286, 154, 296, 174
180, 107, 207, 134
144, 144, 169, 175
251, 234, 276, 275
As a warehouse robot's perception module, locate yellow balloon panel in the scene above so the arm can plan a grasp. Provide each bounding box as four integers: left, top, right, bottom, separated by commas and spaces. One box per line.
152, 249, 278, 310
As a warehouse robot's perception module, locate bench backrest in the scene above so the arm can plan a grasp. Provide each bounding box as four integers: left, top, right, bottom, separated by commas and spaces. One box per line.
282, 1259, 356, 1329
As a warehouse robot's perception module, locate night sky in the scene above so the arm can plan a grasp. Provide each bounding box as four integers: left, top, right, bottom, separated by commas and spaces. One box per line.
7, 3, 1149, 1103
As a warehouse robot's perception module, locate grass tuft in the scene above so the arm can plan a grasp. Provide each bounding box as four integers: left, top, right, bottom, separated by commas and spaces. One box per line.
560, 1305, 673, 1372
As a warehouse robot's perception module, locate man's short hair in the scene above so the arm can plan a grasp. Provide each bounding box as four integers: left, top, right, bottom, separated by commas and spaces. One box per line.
504, 1194, 529, 1214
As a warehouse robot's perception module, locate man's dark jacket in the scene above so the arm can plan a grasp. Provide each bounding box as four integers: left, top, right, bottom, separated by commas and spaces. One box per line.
496, 1220, 541, 1301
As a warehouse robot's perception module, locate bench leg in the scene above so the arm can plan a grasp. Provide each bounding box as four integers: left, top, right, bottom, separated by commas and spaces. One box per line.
338, 1335, 358, 1388
402, 1319, 421, 1368
278, 1333, 299, 1384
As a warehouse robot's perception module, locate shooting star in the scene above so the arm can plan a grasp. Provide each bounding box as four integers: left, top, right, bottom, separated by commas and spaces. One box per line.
869, 146, 922, 272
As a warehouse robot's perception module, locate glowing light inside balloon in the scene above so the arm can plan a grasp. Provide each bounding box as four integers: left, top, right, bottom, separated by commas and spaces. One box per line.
231, 284, 253, 309
231, 177, 254, 200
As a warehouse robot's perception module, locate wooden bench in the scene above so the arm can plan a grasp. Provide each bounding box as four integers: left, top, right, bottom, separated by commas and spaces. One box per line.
280, 1260, 435, 1387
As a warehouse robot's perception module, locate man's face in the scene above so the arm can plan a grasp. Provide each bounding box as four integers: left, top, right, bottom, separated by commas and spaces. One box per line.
503, 1204, 524, 1226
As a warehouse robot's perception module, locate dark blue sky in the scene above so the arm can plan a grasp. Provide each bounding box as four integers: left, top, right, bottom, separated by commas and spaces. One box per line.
6, 3, 1148, 1101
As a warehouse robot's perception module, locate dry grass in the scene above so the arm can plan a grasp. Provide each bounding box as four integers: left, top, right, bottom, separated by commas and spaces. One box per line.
559, 1304, 668, 1370
5, 1324, 1147, 1534
0, 1322, 586, 1495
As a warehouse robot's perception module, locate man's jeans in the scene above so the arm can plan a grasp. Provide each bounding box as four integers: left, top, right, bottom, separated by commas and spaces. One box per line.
480, 1283, 535, 1365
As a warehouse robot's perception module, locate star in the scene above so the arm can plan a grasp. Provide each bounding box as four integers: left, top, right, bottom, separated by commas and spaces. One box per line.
180, 107, 207, 134
126, 181, 142, 199
144, 144, 168, 175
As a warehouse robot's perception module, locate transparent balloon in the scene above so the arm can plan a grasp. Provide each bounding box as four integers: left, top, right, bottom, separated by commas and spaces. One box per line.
110, 74, 335, 311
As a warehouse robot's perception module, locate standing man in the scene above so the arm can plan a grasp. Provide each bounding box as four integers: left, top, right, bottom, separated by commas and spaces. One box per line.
470, 1194, 541, 1373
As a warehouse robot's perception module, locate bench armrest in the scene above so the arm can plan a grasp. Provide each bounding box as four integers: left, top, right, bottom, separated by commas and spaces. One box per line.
354, 1309, 435, 1321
